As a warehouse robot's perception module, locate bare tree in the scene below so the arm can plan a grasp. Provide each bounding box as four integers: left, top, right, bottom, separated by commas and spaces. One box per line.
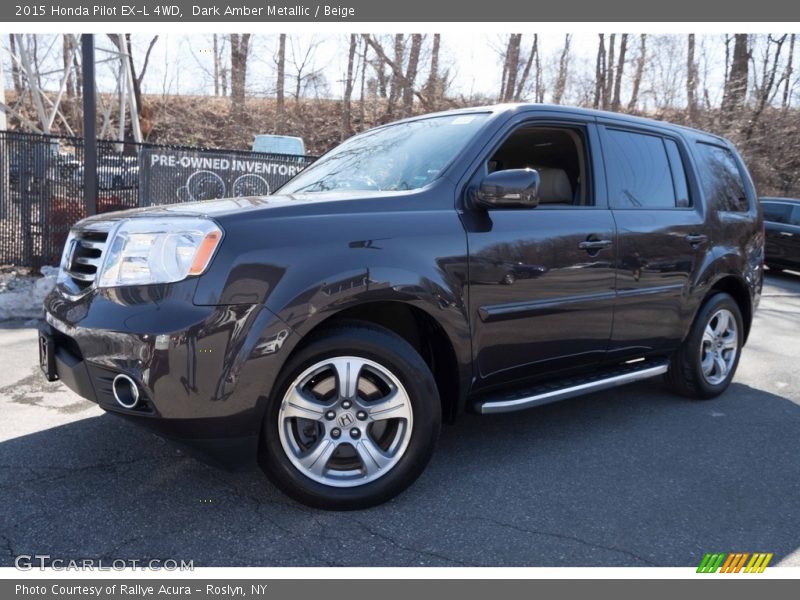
645, 35, 687, 110
386, 34, 405, 116
219, 40, 228, 96
593, 34, 606, 108
276, 33, 286, 125
286, 35, 326, 106
604, 34, 616, 108
62, 35, 78, 99
687, 34, 699, 121
782, 33, 795, 108
515, 34, 538, 101
31, 34, 41, 89
212, 34, 228, 96
341, 34, 357, 139
424, 33, 441, 101
724, 35, 731, 84
627, 34, 647, 111
229, 33, 251, 116
212, 35, 220, 96
552, 34, 572, 105
107, 34, 159, 123
359, 35, 368, 124
401, 34, 423, 117
366, 38, 390, 99
534, 38, 543, 102
611, 34, 628, 111
721, 34, 750, 119
698, 36, 713, 110
8, 34, 22, 95
364, 35, 431, 117
188, 36, 225, 97
58, 34, 82, 131
500, 34, 522, 102
747, 34, 788, 137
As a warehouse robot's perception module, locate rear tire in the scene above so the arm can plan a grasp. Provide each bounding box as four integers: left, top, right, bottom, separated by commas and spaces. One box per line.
259, 321, 441, 510
665, 292, 743, 400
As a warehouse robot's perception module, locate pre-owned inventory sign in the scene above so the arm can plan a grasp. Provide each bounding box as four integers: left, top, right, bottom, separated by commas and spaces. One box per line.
138, 147, 308, 205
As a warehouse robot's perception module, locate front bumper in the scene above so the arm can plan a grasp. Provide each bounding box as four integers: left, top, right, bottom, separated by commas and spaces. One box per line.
41, 283, 296, 469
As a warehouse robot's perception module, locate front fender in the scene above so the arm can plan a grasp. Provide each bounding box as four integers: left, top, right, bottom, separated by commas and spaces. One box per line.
193, 205, 473, 422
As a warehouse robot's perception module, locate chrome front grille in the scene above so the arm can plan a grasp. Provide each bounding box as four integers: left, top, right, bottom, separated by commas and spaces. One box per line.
65, 229, 109, 290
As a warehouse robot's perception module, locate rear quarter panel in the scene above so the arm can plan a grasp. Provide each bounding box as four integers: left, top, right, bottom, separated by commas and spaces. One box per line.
684, 134, 763, 336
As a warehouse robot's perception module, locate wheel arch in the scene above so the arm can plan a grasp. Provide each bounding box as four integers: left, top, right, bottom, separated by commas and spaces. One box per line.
286, 300, 468, 424
702, 274, 754, 344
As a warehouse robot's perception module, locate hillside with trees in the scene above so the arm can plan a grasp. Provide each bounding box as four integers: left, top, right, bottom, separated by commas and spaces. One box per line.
2, 33, 799, 196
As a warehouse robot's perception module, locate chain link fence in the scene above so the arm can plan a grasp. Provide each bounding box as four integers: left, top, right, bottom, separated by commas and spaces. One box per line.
0, 130, 315, 268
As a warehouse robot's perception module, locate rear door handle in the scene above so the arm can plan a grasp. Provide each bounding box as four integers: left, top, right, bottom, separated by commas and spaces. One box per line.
779, 231, 794, 237
686, 234, 709, 246
578, 239, 613, 251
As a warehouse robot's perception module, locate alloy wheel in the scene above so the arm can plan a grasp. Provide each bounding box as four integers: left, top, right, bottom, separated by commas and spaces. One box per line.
699, 308, 739, 385
277, 356, 414, 487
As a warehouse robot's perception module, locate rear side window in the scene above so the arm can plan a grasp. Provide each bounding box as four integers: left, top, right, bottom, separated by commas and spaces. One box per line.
696, 143, 749, 212
604, 129, 685, 209
791, 206, 800, 227
761, 201, 792, 224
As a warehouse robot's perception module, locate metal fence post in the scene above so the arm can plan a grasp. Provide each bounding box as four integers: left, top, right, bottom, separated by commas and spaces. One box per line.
82, 34, 97, 216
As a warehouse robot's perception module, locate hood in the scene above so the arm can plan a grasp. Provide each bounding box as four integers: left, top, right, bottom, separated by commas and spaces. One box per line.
77, 191, 394, 226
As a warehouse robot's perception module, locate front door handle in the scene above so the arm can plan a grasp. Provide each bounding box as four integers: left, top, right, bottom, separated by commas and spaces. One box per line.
578, 239, 613, 251
686, 234, 709, 246
779, 231, 794, 237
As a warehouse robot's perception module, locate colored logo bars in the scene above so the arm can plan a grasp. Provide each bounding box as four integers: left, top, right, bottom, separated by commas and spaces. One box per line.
697, 552, 773, 573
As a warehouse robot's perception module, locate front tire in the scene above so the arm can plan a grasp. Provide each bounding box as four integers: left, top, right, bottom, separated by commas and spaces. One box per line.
259, 322, 441, 510
665, 292, 744, 399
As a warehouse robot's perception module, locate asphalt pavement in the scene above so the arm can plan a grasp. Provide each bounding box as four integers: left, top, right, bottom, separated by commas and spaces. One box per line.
1, 273, 798, 567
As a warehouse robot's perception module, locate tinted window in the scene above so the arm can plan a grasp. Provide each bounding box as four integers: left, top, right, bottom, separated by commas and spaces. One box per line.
761, 201, 792, 224
280, 113, 490, 193
488, 127, 590, 206
696, 143, 749, 212
791, 206, 800, 227
664, 139, 691, 207
605, 129, 676, 209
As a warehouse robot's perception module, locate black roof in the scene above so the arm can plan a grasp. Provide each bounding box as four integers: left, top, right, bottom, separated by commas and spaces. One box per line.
402, 102, 729, 146
760, 197, 800, 204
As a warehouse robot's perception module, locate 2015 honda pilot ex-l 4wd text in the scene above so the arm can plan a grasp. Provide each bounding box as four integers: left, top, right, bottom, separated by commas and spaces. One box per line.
40, 104, 763, 509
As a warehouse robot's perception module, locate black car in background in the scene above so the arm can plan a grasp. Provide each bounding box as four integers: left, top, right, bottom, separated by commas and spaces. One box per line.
760, 197, 800, 272
40, 104, 763, 509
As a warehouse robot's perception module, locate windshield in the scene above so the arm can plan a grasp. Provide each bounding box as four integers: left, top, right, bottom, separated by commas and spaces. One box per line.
279, 113, 490, 194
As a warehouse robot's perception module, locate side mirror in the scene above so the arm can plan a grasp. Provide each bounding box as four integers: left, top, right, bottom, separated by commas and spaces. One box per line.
473, 168, 540, 209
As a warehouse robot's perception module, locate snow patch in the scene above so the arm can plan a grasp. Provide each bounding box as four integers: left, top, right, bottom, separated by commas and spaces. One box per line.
0, 266, 58, 321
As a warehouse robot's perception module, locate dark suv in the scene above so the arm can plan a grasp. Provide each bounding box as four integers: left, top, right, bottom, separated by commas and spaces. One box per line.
40, 105, 763, 509
760, 197, 800, 272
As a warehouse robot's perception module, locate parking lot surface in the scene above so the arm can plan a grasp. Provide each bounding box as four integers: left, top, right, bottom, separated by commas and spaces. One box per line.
1, 273, 798, 567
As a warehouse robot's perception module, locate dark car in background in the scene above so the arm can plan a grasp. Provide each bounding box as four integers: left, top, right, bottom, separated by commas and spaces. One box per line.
760, 197, 800, 272
40, 104, 763, 510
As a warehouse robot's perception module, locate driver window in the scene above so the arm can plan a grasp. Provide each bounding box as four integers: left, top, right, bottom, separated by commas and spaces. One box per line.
488, 126, 591, 206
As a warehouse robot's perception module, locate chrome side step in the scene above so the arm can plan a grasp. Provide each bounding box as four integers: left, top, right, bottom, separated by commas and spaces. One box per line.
475, 360, 670, 415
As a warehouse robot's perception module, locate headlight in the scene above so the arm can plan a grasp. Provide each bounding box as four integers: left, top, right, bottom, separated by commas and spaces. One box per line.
98, 218, 222, 287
